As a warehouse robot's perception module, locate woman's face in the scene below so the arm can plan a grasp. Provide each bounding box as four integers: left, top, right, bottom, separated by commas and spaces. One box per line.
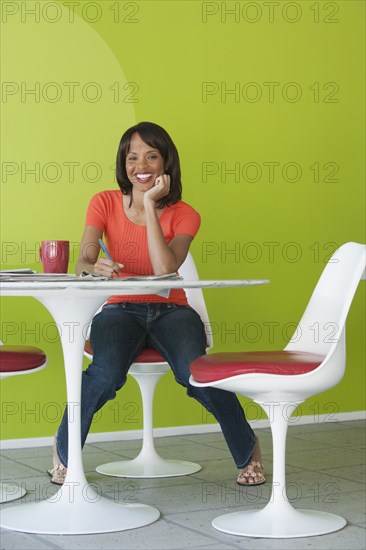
126, 133, 165, 191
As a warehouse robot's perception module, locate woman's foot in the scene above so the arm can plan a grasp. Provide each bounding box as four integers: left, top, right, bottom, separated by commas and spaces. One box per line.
237, 437, 265, 486
47, 434, 67, 485
47, 464, 67, 485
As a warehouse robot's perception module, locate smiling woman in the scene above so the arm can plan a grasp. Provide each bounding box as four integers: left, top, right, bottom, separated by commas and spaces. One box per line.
48, 121, 265, 489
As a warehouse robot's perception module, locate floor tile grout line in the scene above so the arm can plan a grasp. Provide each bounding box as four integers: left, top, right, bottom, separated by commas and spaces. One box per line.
162, 515, 246, 549
284, 462, 366, 480
31, 533, 64, 550
0, 455, 52, 477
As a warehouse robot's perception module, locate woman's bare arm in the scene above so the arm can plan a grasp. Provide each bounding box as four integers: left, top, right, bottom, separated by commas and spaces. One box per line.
75, 225, 123, 278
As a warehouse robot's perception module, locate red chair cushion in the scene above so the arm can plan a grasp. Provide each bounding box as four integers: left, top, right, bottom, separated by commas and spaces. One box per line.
0, 346, 47, 373
84, 341, 165, 363
133, 348, 166, 363
190, 350, 325, 383
84, 340, 93, 356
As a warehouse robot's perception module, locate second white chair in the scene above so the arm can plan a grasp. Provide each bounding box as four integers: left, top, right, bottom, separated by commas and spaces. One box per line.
190, 242, 365, 538
0, 344, 47, 502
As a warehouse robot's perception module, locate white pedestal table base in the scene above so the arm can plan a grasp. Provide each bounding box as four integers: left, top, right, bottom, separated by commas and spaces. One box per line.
0, 482, 26, 504
0, 290, 161, 534
0, 485, 159, 534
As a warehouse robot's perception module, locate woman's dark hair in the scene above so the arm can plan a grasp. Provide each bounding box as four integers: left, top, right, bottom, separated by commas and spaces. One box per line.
116, 121, 182, 208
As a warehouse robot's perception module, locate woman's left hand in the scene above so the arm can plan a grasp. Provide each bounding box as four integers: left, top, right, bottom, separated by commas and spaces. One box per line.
143, 174, 170, 205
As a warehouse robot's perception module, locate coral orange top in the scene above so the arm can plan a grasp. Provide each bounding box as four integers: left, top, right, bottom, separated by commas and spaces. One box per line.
85, 190, 201, 305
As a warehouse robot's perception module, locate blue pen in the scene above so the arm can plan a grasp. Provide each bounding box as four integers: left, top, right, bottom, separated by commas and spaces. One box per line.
99, 239, 118, 278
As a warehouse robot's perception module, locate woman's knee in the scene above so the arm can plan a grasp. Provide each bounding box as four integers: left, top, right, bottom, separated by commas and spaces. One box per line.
83, 361, 126, 396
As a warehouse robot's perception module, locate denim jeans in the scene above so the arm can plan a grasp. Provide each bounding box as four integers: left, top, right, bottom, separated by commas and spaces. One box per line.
56, 302, 256, 469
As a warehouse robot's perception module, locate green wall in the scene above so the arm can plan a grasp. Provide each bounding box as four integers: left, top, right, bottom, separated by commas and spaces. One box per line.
1, 0, 365, 440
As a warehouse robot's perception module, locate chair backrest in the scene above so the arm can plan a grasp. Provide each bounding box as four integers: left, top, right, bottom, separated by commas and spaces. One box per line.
285, 242, 366, 356
179, 252, 213, 349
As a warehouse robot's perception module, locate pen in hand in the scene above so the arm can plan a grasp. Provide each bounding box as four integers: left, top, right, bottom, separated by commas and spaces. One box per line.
98, 239, 119, 278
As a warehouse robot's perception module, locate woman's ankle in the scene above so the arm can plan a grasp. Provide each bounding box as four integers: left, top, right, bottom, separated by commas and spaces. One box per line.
251, 435, 262, 463
53, 433, 65, 468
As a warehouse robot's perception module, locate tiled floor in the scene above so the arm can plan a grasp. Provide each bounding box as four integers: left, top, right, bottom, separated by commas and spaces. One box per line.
0, 419, 365, 550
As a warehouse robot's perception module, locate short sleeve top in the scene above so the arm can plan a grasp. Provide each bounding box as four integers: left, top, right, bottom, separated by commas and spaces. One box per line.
85, 190, 201, 304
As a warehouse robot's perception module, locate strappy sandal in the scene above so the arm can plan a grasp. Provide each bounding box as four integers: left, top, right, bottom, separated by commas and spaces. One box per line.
47, 464, 67, 485
46, 434, 67, 485
237, 460, 265, 486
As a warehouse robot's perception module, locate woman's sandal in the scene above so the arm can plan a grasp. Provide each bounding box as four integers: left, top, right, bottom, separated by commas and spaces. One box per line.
46, 434, 67, 485
47, 464, 67, 485
237, 460, 265, 486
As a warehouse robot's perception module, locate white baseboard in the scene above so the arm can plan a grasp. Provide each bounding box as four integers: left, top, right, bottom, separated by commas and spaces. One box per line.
1, 410, 365, 450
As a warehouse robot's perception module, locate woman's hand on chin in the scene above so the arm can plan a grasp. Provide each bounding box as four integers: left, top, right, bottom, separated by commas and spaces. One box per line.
143, 174, 170, 206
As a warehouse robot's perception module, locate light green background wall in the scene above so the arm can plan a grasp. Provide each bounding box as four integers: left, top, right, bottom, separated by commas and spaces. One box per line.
1, 0, 365, 440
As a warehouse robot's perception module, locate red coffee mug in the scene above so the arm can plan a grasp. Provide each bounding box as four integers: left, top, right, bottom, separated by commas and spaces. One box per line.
39, 240, 69, 273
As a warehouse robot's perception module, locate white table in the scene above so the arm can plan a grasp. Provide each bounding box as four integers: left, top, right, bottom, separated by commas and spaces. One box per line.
0, 277, 269, 534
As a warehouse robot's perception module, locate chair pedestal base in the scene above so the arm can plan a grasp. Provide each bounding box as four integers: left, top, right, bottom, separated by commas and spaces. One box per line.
0, 482, 26, 504
210, 400, 346, 539
212, 504, 346, 539
98, 366, 201, 478
97, 449, 201, 478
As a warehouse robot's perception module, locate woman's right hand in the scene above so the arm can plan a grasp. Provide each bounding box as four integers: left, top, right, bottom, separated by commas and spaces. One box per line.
93, 258, 124, 278
76, 226, 124, 278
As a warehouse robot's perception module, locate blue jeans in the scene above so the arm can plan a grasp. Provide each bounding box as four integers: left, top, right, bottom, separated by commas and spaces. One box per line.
56, 302, 256, 469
